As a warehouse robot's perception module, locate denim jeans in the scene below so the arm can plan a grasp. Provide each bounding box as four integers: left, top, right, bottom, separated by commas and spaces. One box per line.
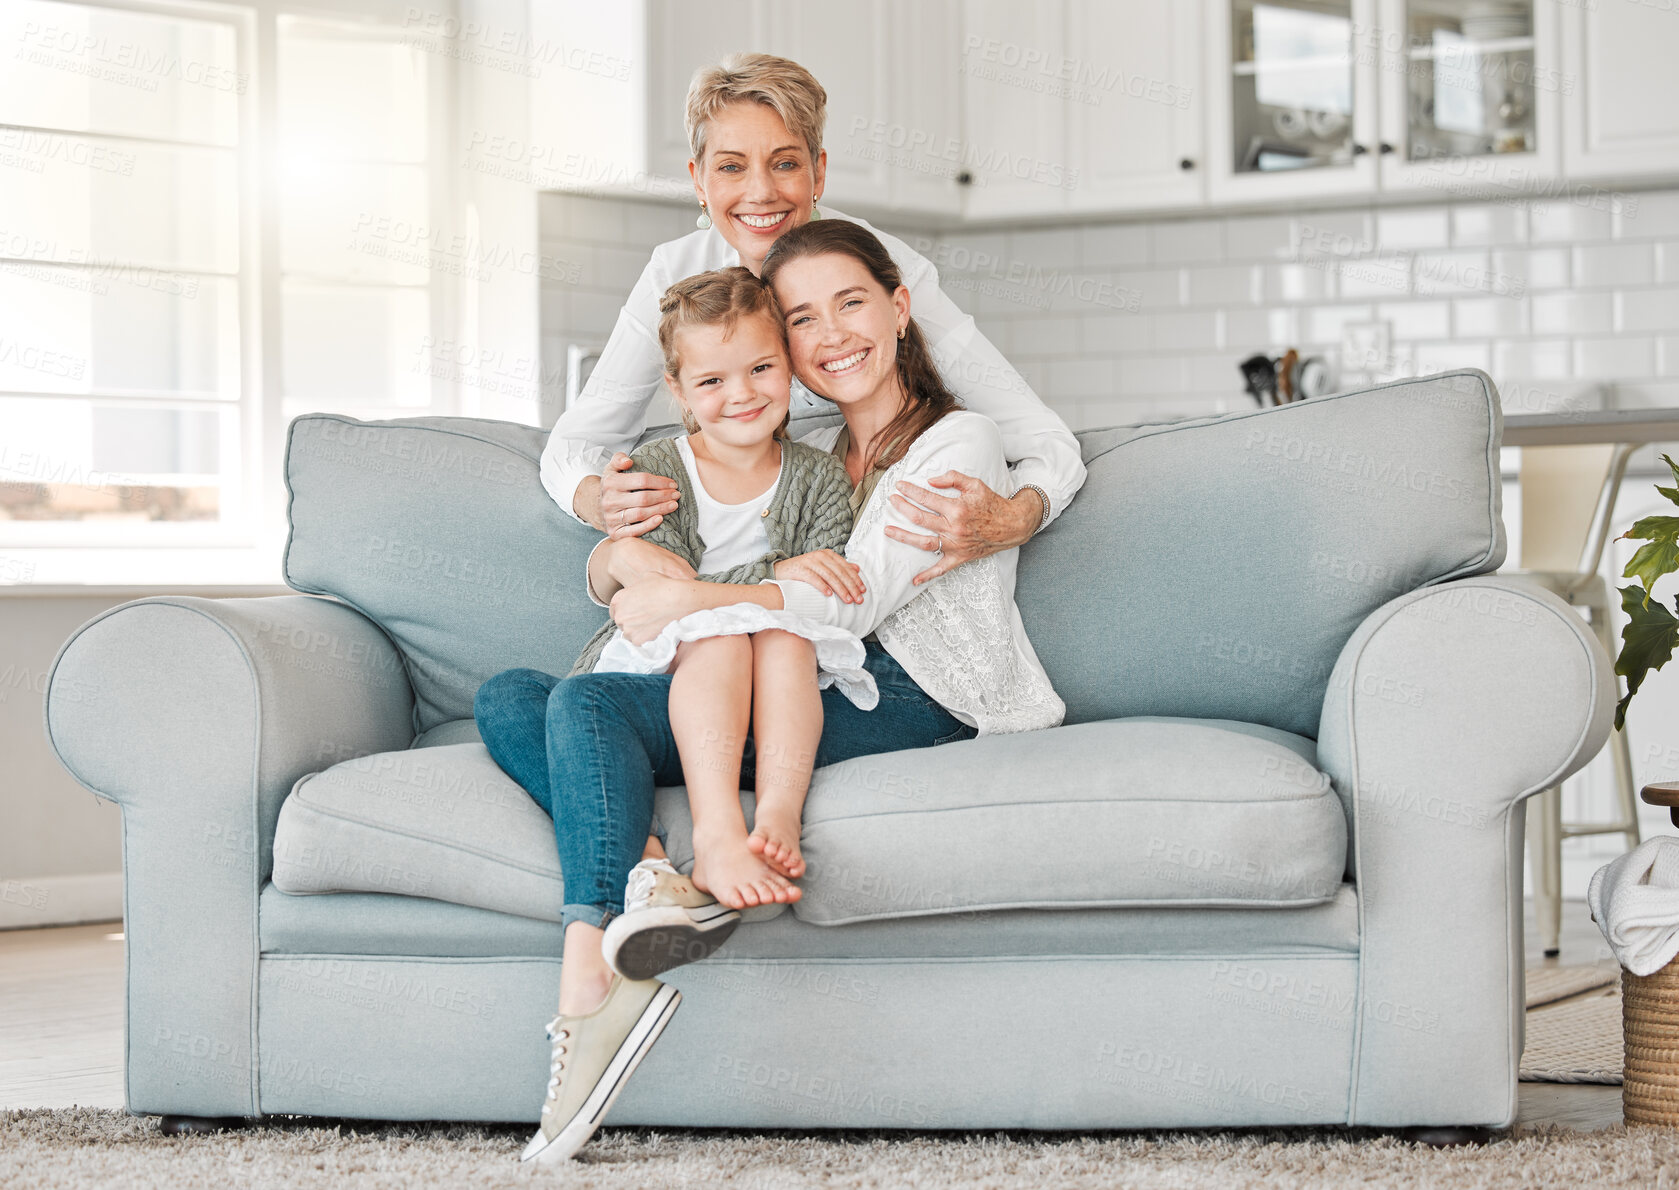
472, 641, 975, 930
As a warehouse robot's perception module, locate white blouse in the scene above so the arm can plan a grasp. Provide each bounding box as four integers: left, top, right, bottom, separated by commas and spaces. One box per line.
771, 411, 1065, 737
539, 204, 1086, 528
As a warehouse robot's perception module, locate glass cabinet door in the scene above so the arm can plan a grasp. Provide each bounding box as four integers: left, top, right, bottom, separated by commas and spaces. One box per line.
1402, 0, 1537, 161
1230, 0, 1359, 174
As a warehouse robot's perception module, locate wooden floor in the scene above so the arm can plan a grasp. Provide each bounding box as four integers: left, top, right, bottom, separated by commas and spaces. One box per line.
0, 902, 1624, 1129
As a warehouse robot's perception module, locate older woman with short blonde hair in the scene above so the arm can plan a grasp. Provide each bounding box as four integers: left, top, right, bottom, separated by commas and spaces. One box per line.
543, 52, 1086, 591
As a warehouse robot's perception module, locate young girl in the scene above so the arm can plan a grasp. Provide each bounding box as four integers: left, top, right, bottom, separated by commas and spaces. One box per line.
571, 266, 871, 965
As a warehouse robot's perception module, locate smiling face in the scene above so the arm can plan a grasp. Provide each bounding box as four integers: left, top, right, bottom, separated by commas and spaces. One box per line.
690, 102, 826, 275
770, 251, 910, 412
663, 311, 792, 449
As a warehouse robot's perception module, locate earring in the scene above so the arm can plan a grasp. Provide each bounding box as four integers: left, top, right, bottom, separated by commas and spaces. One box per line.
696, 203, 712, 231
897, 325, 906, 340
810, 204, 822, 221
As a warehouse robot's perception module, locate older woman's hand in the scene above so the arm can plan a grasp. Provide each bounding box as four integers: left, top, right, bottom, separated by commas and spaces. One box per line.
885, 471, 1044, 585
608, 573, 696, 645
576, 453, 681, 538
773, 550, 866, 603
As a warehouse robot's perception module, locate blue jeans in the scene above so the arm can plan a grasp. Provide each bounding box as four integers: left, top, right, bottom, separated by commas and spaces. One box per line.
473, 641, 975, 930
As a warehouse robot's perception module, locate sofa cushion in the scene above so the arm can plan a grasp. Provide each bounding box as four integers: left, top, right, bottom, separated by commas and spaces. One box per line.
283, 413, 838, 735
269, 743, 785, 923
791, 717, 1347, 925
282, 415, 607, 734
1015, 369, 1504, 738
271, 717, 1344, 929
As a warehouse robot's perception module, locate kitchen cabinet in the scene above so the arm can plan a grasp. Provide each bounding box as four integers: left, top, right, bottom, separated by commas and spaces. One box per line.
1205, 0, 1382, 205
1562, 0, 1679, 180
1064, 0, 1207, 213
1376, 0, 1561, 193
580, 0, 1677, 223
958, 0, 1068, 218
959, 0, 1207, 218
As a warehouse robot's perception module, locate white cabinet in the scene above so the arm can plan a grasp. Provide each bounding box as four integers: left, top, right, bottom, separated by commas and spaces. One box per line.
958, 0, 1069, 219
884, 0, 966, 217
1376, 0, 1561, 194
1064, 0, 1206, 213
1204, 0, 1381, 205
960, 0, 1207, 218
1562, 0, 1679, 179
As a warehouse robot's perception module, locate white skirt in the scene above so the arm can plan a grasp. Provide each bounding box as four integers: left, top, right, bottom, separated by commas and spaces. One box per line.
593, 602, 879, 710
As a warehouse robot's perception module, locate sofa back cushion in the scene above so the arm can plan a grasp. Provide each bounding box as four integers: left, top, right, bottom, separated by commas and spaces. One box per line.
284, 415, 607, 733
284, 371, 1502, 739
1015, 369, 1504, 738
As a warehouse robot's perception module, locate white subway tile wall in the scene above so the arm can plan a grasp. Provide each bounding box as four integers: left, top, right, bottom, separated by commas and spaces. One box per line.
542, 187, 1679, 440
925, 191, 1677, 431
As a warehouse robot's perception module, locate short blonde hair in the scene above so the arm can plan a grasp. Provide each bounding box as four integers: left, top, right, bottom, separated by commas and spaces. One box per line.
657, 267, 790, 436
685, 52, 826, 165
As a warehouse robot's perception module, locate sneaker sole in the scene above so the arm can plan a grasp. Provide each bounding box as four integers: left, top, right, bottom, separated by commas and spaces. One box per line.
518, 982, 682, 1165
603, 904, 741, 981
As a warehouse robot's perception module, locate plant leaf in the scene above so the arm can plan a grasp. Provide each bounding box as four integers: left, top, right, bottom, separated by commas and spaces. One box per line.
1615, 585, 1679, 730
1622, 516, 1679, 595
1663, 454, 1679, 493
1657, 485, 1679, 507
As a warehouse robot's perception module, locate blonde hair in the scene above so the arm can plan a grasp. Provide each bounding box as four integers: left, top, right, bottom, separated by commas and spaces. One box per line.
685, 52, 826, 165
658, 267, 790, 436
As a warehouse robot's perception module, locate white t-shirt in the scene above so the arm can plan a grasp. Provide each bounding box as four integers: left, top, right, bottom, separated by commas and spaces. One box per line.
676, 437, 779, 574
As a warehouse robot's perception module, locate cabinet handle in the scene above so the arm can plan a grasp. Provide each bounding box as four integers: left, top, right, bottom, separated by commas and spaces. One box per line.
1379, 142, 1395, 155
1179, 158, 1195, 171
1352, 143, 1370, 156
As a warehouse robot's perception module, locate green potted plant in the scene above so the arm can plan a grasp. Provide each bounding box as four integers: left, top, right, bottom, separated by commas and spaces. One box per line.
1615, 453, 1679, 729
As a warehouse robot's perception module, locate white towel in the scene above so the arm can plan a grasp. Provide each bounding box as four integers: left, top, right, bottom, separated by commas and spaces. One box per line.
1586, 837, 1679, 976
594, 602, 879, 711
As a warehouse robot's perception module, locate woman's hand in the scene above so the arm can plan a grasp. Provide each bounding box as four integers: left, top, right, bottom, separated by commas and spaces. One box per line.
773, 550, 866, 604
609, 574, 699, 645
885, 471, 1043, 585
607, 538, 697, 587
576, 452, 681, 538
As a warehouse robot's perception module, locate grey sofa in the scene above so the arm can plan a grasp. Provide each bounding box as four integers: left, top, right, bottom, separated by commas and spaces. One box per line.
45, 369, 1612, 1131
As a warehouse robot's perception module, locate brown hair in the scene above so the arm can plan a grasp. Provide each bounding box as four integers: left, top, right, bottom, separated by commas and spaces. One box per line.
761, 220, 960, 475
685, 53, 827, 165
657, 267, 790, 436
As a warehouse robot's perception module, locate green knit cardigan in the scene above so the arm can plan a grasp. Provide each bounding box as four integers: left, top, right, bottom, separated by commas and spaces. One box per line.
570, 434, 855, 676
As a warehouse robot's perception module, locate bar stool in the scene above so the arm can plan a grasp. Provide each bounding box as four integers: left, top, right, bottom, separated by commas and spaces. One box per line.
1512, 442, 1641, 956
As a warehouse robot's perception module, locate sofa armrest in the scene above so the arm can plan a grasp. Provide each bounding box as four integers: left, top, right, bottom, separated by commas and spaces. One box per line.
45, 595, 414, 1116
1316, 575, 1613, 1127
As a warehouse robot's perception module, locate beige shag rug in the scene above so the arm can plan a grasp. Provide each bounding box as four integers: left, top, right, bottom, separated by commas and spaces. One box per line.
7, 1108, 1679, 1190
1521, 964, 1624, 1085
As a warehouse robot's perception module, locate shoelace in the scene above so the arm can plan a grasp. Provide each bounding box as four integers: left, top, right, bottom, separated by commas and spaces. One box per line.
544, 1017, 570, 1096
624, 858, 679, 913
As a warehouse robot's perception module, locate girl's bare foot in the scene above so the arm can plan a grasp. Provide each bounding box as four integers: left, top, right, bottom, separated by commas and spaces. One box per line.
746, 801, 806, 878
692, 834, 802, 910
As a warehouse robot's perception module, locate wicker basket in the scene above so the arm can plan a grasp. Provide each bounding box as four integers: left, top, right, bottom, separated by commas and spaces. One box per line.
1623, 960, 1679, 1124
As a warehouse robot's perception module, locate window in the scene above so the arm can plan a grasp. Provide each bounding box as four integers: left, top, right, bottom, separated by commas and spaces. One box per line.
0, 0, 249, 540
0, 0, 456, 565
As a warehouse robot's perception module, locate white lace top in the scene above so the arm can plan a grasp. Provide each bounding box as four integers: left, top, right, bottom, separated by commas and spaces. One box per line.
769, 411, 1065, 737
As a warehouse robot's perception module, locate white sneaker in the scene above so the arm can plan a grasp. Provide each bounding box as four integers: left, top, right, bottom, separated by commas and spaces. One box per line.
601, 858, 740, 980
519, 974, 681, 1164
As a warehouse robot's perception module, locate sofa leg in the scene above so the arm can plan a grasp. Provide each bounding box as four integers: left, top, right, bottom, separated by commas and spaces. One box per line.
159, 1115, 249, 1136
1401, 1125, 1496, 1147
